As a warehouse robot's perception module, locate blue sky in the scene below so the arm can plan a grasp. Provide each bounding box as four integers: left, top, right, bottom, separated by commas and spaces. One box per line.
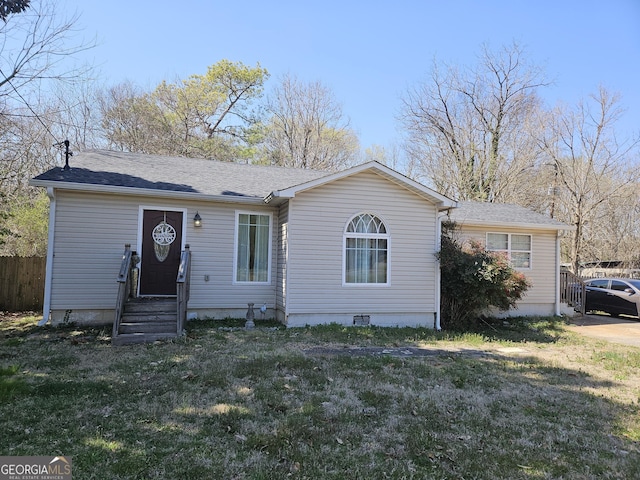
61, 0, 640, 152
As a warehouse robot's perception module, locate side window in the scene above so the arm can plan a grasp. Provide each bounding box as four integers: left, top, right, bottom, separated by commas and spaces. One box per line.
610, 280, 629, 291
486, 233, 532, 269
487, 233, 508, 251
589, 279, 609, 289
510, 234, 532, 268
344, 213, 389, 285
235, 212, 272, 283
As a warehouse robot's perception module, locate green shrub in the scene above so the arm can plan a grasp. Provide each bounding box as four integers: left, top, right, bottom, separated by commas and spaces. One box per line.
438, 223, 531, 330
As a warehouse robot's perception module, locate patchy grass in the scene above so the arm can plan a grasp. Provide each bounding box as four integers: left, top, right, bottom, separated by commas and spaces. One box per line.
1, 313, 639, 479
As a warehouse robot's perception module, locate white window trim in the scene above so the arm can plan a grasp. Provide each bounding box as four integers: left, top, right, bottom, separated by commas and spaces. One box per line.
486, 232, 532, 270
342, 213, 391, 287
233, 210, 273, 285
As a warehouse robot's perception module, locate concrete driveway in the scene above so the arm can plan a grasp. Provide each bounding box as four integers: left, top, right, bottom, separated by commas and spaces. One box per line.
566, 313, 640, 347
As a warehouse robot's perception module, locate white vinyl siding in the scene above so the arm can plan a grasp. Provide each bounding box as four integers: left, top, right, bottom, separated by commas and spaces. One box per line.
284, 171, 438, 320
49, 190, 278, 314
49, 191, 145, 310
276, 203, 289, 312
182, 205, 277, 310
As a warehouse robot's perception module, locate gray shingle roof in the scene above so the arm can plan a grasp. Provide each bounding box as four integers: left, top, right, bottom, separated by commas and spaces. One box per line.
449, 200, 571, 230
32, 150, 328, 198
32, 150, 571, 230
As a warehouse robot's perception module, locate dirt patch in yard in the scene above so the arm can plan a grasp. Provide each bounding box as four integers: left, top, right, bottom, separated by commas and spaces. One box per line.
302, 345, 527, 358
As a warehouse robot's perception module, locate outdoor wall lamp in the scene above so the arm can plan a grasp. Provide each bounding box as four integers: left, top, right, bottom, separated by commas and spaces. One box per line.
193, 211, 202, 227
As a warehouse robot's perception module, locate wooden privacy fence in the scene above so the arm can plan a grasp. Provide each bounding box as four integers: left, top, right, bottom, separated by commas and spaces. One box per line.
0, 256, 46, 312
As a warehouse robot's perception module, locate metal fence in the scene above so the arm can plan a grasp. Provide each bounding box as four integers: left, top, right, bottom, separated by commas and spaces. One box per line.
0, 256, 46, 311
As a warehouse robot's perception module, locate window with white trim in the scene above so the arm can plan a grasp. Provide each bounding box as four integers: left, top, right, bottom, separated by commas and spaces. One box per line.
486, 233, 531, 268
235, 212, 272, 283
344, 213, 389, 284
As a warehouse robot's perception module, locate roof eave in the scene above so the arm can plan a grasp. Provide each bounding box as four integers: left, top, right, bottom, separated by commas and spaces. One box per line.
454, 218, 575, 231
437, 200, 459, 211
263, 190, 294, 205
29, 179, 268, 205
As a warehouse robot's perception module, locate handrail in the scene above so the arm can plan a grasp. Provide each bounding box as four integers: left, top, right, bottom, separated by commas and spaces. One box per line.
113, 244, 133, 339
176, 244, 191, 335
560, 270, 586, 315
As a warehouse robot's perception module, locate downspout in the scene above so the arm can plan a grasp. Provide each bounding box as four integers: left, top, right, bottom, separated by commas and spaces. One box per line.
435, 212, 447, 330
554, 230, 562, 316
39, 187, 56, 326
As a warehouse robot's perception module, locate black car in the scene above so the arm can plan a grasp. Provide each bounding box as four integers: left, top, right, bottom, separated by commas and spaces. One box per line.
583, 278, 640, 318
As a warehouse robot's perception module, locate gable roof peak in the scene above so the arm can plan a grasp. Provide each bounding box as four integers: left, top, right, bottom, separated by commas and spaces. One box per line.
266, 160, 457, 209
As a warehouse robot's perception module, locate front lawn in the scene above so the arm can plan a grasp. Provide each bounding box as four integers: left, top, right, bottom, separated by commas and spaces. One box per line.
1, 314, 639, 479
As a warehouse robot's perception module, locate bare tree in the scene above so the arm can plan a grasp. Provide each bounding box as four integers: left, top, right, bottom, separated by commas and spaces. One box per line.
0, 108, 65, 253
590, 188, 640, 264
0, 0, 95, 253
0, 0, 94, 186
46, 79, 106, 150
262, 74, 359, 170
400, 43, 549, 202
362, 143, 402, 167
0, 0, 93, 112
99, 81, 166, 154
537, 87, 640, 272
0, 0, 95, 188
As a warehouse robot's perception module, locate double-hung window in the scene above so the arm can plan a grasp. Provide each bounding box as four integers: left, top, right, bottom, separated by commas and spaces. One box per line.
486, 233, 532, 269
235, 212, 272, 283
344, 213, 389, 285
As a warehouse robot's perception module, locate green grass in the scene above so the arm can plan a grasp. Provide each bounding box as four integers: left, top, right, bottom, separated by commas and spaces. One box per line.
1, 314, 639, 479
0, 364, 29, 401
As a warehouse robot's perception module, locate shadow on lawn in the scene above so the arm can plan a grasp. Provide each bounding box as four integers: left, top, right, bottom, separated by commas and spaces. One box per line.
0, 313, 111, 344
457, 315, 570, 344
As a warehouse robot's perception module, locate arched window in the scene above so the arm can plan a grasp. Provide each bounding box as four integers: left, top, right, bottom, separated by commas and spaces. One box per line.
344, 213, 389, 284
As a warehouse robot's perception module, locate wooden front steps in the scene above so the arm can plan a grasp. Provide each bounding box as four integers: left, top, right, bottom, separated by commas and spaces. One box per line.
112, 297, 180, 346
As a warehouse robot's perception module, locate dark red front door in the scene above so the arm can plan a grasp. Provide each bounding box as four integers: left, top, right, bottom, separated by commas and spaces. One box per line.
139, 210, 183, 296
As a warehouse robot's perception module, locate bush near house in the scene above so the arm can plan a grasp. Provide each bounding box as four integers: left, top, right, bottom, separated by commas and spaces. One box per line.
439, 223, 531, 330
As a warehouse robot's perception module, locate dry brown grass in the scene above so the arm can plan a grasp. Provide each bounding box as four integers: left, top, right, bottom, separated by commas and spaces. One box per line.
1, 314, 639, 478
